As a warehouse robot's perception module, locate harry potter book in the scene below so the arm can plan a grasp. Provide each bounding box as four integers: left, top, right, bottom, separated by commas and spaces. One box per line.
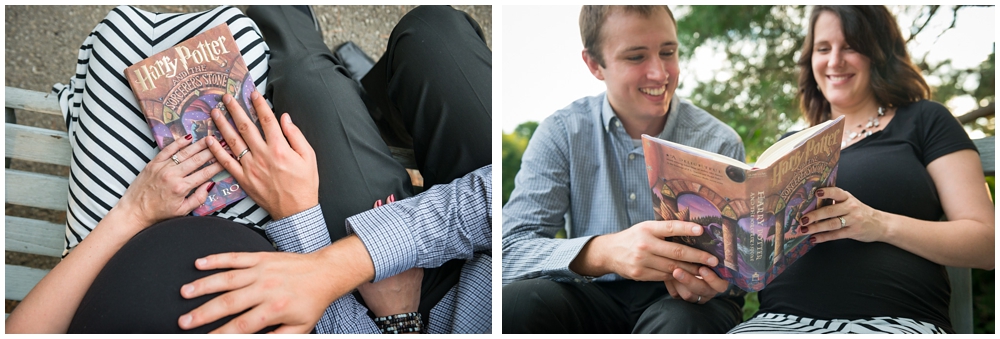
641, 116, 844, 291
125, 23, 259, 216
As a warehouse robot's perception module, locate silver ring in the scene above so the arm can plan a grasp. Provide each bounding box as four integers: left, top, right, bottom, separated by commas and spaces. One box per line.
838, 216, 847, 229
171, 154, 181, 165
696, 295, 702, 303
236, 148, 250, 162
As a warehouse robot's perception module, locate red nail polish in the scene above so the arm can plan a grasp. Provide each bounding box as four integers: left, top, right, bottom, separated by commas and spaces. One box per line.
816, 189, 825, 197
207, 182, 215, 192
809, 236, 817, 245
801, 226, 809, 234
184, 134, 192, 140
801, 216, 810, 225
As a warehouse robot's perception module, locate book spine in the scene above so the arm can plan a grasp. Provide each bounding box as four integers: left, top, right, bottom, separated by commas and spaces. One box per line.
741, 168, 772, 291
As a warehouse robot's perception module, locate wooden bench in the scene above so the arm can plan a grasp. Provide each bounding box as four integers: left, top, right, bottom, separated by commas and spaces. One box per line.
4, 85, 422, 319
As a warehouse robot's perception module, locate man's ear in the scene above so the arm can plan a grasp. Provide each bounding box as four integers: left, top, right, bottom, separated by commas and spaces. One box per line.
582, 49, 605, 81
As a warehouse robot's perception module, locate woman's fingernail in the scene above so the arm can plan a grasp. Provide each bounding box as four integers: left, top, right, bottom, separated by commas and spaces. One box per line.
184, 134, 192, 140
207, 182, 215, 192
179, 314, 192, 328
181, 284, 194, 296
816, 189, 825, 197
801, 226, 809, 234
801, 216, 810, 225
196, 258, 208, 267
809, 236, 817, 245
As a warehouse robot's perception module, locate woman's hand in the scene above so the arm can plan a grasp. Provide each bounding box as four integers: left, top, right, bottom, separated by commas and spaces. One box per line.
797, 187, 888, 243
114, 135, 223, 231
206, 91, 319, 220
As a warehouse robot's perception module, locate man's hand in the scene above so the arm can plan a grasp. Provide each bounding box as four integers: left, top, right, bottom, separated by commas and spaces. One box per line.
569, 220, 728, 304
206, 91, 319, 220
178, 235, 375, 333
570, 220, 719, 281
357, 268, 423, 317
664, 265, 729, 304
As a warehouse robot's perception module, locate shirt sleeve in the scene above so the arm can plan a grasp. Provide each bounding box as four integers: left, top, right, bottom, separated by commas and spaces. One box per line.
501, 116, 598, 285
345, 165, 493, 282
263, 205, 379, 334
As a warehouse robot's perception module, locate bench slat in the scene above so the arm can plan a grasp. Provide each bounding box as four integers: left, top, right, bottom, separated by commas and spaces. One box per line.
973, 136, 994, 175
5, 169, 69, 211
5, 123, 71, 167
4, 86, 61, 116
5, 265, 50, 301
5, 216, 64, 258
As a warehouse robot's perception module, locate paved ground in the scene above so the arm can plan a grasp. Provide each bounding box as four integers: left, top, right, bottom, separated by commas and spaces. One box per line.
4, 4, 490, 312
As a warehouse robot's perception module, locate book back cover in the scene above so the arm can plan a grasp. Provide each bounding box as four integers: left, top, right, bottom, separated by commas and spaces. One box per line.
643, 137, 755, 289
125, 23, 258, 216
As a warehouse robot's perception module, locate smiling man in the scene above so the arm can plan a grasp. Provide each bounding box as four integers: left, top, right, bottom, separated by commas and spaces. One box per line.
502, 5, 747, 333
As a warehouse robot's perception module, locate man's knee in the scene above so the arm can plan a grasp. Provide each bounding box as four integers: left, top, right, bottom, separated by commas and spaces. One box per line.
502, 279, 577, 333
633, 297, 743, 334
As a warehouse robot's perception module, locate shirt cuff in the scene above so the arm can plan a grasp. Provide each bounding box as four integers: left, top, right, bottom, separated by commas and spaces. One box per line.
263, 204, 330, 254
345, 207, 416, 282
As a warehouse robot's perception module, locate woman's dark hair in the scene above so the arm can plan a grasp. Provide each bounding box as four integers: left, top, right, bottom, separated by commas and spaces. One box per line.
797, 5, 931, 126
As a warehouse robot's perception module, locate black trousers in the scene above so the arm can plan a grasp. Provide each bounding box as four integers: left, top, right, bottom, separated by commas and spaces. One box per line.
502, 279, 744, 334
247, 5, 492, 243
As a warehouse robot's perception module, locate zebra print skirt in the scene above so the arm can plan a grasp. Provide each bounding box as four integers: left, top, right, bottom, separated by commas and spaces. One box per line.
729, 313, 948, 334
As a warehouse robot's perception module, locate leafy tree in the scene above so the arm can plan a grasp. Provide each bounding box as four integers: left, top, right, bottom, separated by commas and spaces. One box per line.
502, 121, 538, 205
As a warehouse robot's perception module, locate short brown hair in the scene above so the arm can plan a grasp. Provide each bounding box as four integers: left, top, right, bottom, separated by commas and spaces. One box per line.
580, 5, 676, 67
798, 5, 931, 126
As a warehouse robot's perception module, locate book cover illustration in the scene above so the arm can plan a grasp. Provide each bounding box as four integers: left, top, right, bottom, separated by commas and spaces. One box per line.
125, 23, 259, 216
642, 117, 843, 291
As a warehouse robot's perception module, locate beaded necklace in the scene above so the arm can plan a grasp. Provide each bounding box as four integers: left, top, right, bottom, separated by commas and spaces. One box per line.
841, 106, 884, 148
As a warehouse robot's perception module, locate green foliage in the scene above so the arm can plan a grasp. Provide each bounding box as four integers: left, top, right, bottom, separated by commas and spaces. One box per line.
973, 268, 995, 334
743, 292, 760, 321
502, 121, 539, 205
676, 5, 808, 162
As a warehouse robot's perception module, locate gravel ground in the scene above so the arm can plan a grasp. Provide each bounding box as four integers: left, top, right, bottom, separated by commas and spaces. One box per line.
4, 4, 491, 313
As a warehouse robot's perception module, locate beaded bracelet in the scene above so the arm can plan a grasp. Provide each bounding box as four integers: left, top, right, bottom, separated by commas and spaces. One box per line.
374, 312, 423, 334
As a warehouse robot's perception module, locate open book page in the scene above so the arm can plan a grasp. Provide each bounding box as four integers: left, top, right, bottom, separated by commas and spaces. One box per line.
757, 116, 845, 168
641, 135, 750, 170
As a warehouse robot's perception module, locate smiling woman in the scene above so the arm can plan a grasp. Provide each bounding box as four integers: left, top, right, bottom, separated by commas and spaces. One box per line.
728, 5, 994, 334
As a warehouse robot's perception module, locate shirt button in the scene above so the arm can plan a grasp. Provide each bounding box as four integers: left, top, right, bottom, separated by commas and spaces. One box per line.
629, 154, 635, 160
615, 121, 621, 127
629, 193, 636, 200
574, 279, 581, 283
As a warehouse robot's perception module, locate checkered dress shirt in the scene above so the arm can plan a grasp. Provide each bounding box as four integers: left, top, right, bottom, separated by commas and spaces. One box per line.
266, 165, 493, 333
502, 93, 745, 284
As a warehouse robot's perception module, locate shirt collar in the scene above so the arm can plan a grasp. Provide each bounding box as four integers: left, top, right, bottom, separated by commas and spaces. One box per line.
600, 92, 678, 138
